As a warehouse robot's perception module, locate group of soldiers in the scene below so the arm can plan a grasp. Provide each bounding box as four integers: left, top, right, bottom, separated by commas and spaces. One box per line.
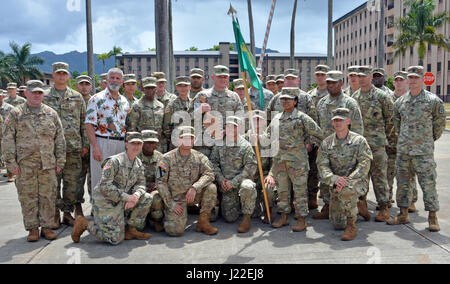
0, 59, 446, 245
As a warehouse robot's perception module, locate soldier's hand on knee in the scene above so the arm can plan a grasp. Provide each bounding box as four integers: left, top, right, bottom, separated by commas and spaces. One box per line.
11, 168, 21, 175
186, 187, 196, 204
334, 177, 348, 191
174, 203, 184, 216
264, 175, 276, 188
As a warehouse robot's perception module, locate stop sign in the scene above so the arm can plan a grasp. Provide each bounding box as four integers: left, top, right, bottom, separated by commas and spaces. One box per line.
424, 72, 435, 86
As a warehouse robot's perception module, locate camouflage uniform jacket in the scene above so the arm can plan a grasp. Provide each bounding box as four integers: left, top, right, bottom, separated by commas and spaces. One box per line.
265, 89, 318, 123
249, 87, 274, 110
94, 152, 147, 206
128, 97, 165, 137
0, 101, 14, 133
5, 95, 26, 107
352, 86, 395, 148
44, 87, 88, 152
317, 131, 373, 186
189, 88, 205, 100
139, 150, 164, 190
343, 86, 359, 98
316, 92, 364, 138
156, 149, 215, 211
210, 136, 257, 188
157, 90, 177, 109
2, 103, 66, 171
394, 89, 446, 156
308, 87, 329, 107
163, 96, 191, 139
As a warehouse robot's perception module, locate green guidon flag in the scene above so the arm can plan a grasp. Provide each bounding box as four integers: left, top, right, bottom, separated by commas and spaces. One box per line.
232, 18, 265, 110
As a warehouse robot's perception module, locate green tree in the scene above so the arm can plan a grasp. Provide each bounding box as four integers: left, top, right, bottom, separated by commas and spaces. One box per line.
0, 51, 14, 87
97, 53, 110, 73
108, 46, 123, 67
7, 41, 44, 85
393, 0, 450, 66
186, 46, 198, 51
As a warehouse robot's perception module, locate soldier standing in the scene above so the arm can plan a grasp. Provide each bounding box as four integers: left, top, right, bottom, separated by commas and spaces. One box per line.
249, 68, 274, 110
2, 80, 66, 242
308, 65, 331, 107
71, 132, 152, 245
265, 75, 278, 96
387, 66, 446, 232
372, 68, 394, 97
18, 86, 27, 99
233, 79, 257, 111
189, 68, 205, 100
343, 66, 360, 98
0, 92, 15, 182
153, 72, 177, 108
210, 116, 257, 233
5, 82, 26, 107
44, 62, 89, 227
275, 74, 284, 93
352, 66, 395, 222
98, 73, 108, 92
123, 74, 138, 108
156, 126, 218, 237
317, 108, 373, 241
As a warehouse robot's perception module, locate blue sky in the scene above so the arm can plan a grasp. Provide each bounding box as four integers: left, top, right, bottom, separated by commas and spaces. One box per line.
0, 0, 368, 54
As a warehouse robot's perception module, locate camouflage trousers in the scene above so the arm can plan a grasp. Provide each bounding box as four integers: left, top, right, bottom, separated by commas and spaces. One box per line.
388, 151, 418, 203
88, 192, 152, 245
75, 153, 91, 204
219, 179, 257, 223
253, 178, 277, 217
56, 152, 82, 213
307, 147, 319, 198
396, 153, 439, 212
367, 146, 390, 206
15, 166, 57, 230
273, 160, 309, 217
148, 191, 164, 222
164, 184, 217, 237
330, 179, 367, 230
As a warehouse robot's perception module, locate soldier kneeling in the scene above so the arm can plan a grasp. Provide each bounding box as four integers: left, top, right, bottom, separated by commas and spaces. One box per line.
72, 132, 152, 245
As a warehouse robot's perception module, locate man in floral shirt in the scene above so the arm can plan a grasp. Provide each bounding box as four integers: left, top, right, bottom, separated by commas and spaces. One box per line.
85, 68, 130, 191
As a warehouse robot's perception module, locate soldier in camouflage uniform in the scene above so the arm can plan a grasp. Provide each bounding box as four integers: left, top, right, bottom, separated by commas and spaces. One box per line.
343, 66, 360, 98
5, 82, 26, 107
153, 72, 177, 108
233, 78, 256, 111
75, 75, 94, 217
265, 75, 278, 96
156, 127, 218, 236
317, 108, 373, 241
127, 77, 165, 152
44, 62, 89, 227
259, 88, 324, 232
0, 91, 16, 182
139, 130, 165, 232
313, 71, 367, 221
352, 66, 395, 222
163, 76, 192, 151
72, 132, 152, 245
189, 65, 244, 157
18, 85, 27, 99
123, 74, 138, 108
2, 80, 66, 242
98, 73, 108, 92
276, 74, 284, 93
308, 65, 331, 107
210, 116, 257, 233
387, 66, 446, 232
189, 68, 205, 100
249, 68, 274, 110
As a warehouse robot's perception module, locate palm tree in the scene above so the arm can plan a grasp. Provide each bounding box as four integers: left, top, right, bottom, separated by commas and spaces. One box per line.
0, 51, 14, 88
97, 53, 110, 73
7, 42, 44, 85
290, 0, 298, 68
247, 0, 255, 57
108, 46, 123, 67
393, 0, 450, 66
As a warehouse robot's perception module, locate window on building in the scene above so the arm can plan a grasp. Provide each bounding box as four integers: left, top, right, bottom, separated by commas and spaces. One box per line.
427, 64, 431, 72
448, 85, 450, 95
185, 66, 189, 71
147, 58, 150, 62
437, 85, 441, 95
437, 62, 441, 72
428, 44, 432, 51
410, 47, 413, 55
176, 66, 180, 71
147, 66, 151, 71
374, 56, 377, 63
369, 57, 372, 64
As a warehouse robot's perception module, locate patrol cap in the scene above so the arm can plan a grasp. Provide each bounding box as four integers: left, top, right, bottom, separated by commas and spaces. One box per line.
190, 68, 204, 78
142, 77, 157, 88
225, 116, 242, 127
347, 65, 360, 76
126, 132, 143, 143
279, 87, 299, 99
233, 78, 245, 89
332, 108, 350, 120
266, 75, 277, 84
214, 65, 230, 77
0, 90, 6, 97
123, 74, 137, 84
26, 80, 45, 93
7, 82, 17, 89
100, 73, 108, 82
18, 85, 27, 92
256, 67, 262, 76
178, 126, 196, 138
372, 68, 386, 76
52, 62, 70, 74
76, 75, 92, 85
315, 65, 331, 75
358, 66, 373, 76
142, 130, 159, 143
326, 71, 344, 82
175, 76, 191, 86
152, 72, 167, 83
284, 69, 299, 78
394, 71, 408, 80
407, 66, 424, 78
276, 74, 285, 83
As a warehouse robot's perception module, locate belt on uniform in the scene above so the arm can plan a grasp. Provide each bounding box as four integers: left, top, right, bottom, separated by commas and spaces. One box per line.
95, 134, 125, 141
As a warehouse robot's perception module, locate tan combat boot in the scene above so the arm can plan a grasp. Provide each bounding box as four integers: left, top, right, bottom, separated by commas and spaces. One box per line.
386, 207, 409, 225
41, 228, 57, 240
237, 214, 251, 233
308, 193, 318, 210
341, 217, 357, 241
125, 226, 152, 240
357, 198, 371, 221
312, 204, 329, 220
153, 221, 164, 232
428, 212, 440, 232
375, 204, 390, 222
27, 228, 39, 242
71, 216, 88, 243
75, 203, 84, 217
272, 213, 289, 228
196, 211, 218, 235
51, 210, 61, 230
408, 202, 417, 213
262, 207, 273, 224
7, 172, 14, 183
292, 216, 307, 232
63, 212, 76, 226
